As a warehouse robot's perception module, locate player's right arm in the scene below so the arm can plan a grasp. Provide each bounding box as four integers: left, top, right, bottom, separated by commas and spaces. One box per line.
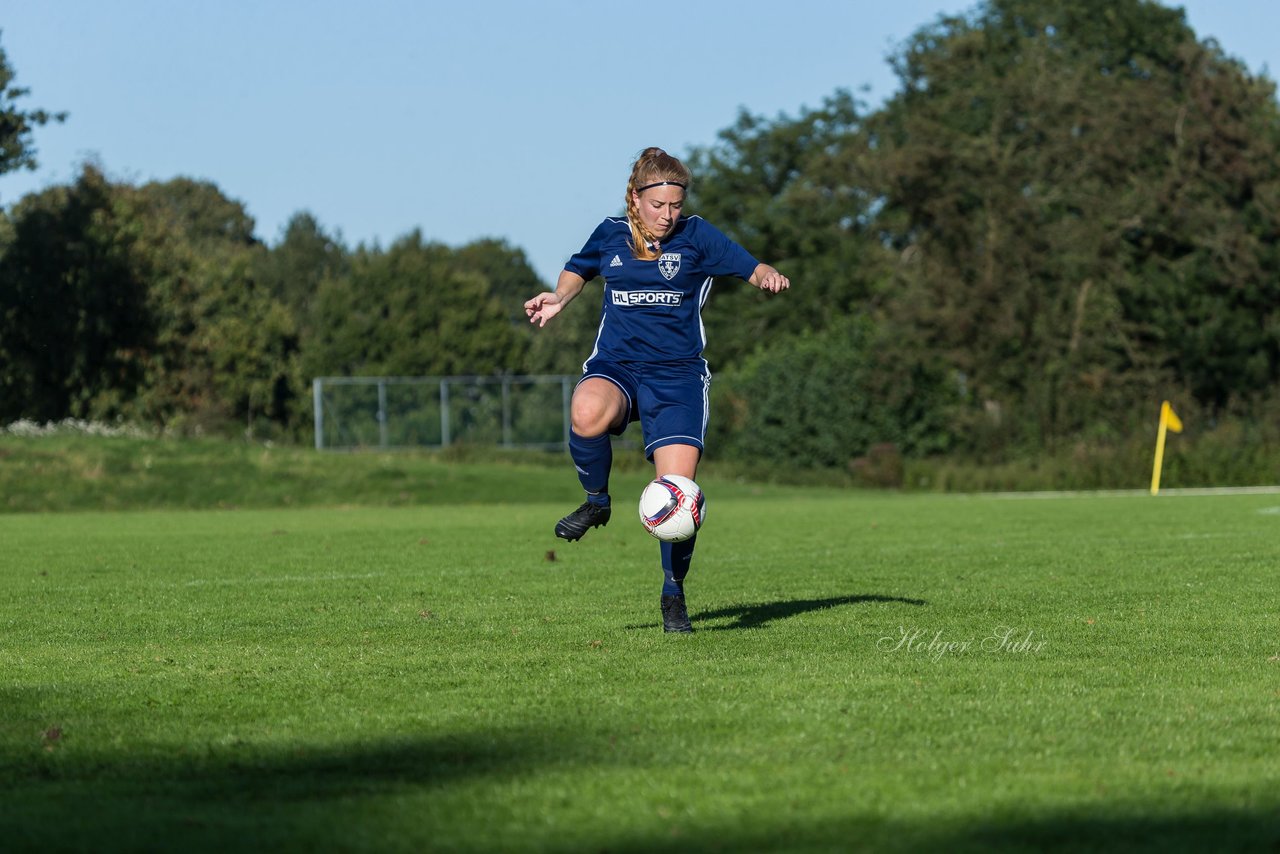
525, 270, 586, 328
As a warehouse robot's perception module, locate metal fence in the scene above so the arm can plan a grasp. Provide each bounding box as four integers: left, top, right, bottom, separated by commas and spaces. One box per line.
312, 375, 576, 451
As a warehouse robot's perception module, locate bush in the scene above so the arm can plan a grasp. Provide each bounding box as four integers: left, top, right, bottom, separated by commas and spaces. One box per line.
707, 318, 960, 469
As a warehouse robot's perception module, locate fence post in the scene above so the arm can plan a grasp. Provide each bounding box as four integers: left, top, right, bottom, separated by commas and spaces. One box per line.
313, 378, 324, 450
440, 378, 451, 446
502, 376, 512, 448
314, 374, 577, 450
377, 380, 388, 448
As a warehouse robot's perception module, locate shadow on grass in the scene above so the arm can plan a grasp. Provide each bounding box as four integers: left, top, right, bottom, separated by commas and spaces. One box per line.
3, 729, 1276, 852
627, 594, 927, 631
577, 806, 1280, 853
700, 594, 928, 631
0, 730, 559, 850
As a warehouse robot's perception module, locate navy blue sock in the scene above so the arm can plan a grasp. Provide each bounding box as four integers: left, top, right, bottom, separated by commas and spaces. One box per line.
568, 431, 612, 507
661, 536, 696, 596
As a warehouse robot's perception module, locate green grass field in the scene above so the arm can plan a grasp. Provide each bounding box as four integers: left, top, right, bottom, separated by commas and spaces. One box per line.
2, 443, 1278, 851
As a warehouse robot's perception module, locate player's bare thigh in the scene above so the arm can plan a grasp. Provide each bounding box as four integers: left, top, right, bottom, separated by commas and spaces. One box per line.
653, 443, 699, 480
571, 378, 627, 437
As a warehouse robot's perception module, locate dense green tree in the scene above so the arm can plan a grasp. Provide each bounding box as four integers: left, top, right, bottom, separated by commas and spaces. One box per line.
0, 171, 305, 432
254, 211, 349, 329
482, 241, 607, 376
453, 238, 542, 320
710, 317, 959, 469
0, 33, 66, 186
132, 176, 257, 248
686, 91, 889, 372
863, 0, 1280, 444
302, 232, 527, 380
0, 165, 150, 421
121, 178, 299, 433
449, 237, 598, 375
686, 0, 1280, 456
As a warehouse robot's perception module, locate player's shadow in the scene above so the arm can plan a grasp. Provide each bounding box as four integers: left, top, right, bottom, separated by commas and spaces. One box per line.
699, 594, 927, 631
629, 594, 926, 631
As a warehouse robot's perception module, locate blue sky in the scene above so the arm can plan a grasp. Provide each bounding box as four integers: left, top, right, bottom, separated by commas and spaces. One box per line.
2, 1, 1276, 285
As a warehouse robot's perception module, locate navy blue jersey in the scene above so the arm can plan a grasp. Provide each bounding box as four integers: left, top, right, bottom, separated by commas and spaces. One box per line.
564, 215, 758, 365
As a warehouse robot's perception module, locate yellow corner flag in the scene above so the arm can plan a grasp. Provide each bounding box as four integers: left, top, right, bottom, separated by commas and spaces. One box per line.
1150, 401, 1183, 495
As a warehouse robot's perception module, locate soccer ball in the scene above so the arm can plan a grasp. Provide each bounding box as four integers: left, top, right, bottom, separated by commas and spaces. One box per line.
638, 475, 706, 543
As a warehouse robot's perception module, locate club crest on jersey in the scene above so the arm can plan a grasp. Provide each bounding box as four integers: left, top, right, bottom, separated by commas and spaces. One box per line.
658, 252, 681, 281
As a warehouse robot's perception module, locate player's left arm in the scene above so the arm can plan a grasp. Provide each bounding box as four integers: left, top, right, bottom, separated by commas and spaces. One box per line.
748, 263, 790, 294
694, 218, 790, 294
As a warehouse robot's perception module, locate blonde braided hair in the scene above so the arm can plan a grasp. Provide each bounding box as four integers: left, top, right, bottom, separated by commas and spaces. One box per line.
625, 147, 692, 261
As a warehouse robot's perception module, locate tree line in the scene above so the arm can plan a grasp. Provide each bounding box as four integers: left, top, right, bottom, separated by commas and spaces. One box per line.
2, 0, 1278, 467
0, 166, 596, 435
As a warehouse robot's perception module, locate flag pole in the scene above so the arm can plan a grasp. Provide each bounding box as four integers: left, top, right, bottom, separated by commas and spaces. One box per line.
1150, 402, 1170, 495
1150, 401, 1182, 495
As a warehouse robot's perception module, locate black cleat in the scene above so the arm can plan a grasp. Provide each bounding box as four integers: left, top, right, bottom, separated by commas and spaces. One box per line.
661, 594, 693, 633
554, 500, 611, 542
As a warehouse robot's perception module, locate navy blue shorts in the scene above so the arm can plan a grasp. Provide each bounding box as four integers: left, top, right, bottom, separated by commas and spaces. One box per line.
580, 359, 711, 461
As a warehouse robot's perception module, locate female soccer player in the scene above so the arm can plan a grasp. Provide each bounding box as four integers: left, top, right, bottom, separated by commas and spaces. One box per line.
524, 147, 790, 633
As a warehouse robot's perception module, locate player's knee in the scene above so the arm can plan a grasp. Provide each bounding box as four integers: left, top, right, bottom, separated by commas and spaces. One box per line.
571, 399, 611, 437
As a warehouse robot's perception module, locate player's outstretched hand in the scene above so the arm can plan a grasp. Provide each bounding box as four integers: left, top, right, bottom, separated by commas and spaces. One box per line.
751, 264, 791, 294
524, 292, 564, 328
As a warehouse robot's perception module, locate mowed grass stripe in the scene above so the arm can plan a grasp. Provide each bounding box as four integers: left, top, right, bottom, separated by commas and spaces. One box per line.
1, 492, 1277, 852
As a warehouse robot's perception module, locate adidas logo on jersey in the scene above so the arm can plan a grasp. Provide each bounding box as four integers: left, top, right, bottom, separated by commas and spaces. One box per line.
609, 255, 623, 268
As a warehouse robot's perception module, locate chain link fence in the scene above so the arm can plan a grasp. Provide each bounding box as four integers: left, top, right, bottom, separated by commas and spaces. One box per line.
312, 376, 576, 451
